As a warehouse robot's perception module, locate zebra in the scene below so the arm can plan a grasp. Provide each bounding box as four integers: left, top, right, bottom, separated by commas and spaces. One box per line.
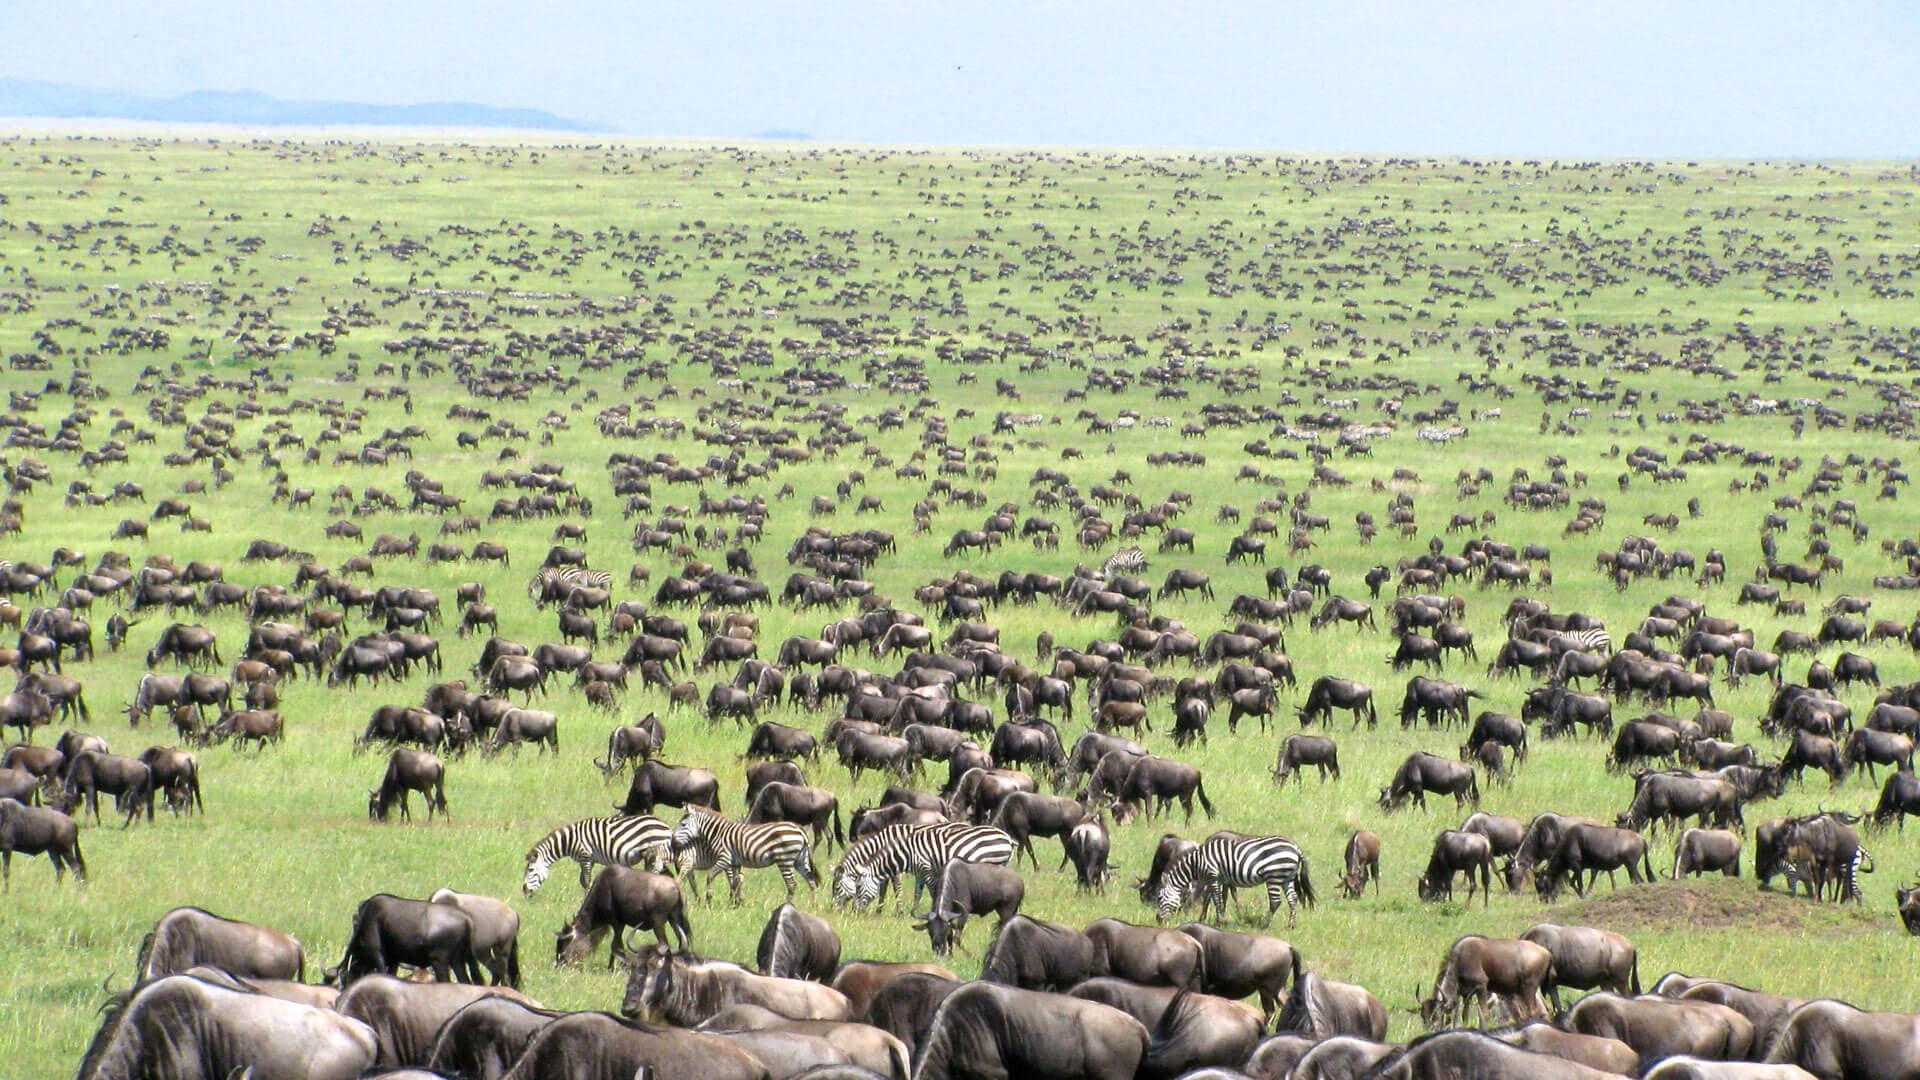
671, 805, 816, 905
831, 822, 1016, 912
1546, 627, 1613, 654
1101, 545, 1148, 579
526, 566, 612, 607
1418, 426, 1469, 444
523, 814, 672, 894
1156, 831, 1315, 927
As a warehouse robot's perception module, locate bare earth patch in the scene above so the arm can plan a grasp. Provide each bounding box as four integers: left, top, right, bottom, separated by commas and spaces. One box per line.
1555, 878, 1883, 934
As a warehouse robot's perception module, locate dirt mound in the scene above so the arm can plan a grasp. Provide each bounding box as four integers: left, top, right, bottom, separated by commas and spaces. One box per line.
1554, 879, 1882, 934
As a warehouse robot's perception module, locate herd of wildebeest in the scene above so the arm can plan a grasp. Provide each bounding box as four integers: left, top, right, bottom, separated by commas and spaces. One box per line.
6, 145, 1920, 1078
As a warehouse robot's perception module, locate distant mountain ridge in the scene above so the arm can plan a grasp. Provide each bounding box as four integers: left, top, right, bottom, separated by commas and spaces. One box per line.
0, 78, 599, 132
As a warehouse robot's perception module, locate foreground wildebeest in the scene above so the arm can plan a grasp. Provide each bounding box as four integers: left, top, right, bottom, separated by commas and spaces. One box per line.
916, 859, 1025, 956
1066, 978, 1264, 1080
334, 974, 527, 1068
134, 906, 305, 981
978, 914, 1103, 991
1379, 751, 1479, 812
1843, 728, 1914, 781
1275, 970, 1388, 1040
1063, 814, 1114, 892
145, 623, 222, 669
556, 865, 691, 966
1419, 935, 1552, 1028
756, 901, 840, 982
910, 981, 1149, 1080
1297, 676, 1377, 728
429, 888, 521, 989
0, 796, 85, 889
496, 1009, 769, 1080
1084, 917, 1205, 989
73, 974, 377, 1080
1870, 770, 1920, 831
834, 960, 957, 1029
622, 944, 851, 1024
1178, 922, 1299, 1020
423, 995, 559, 1080
1650, 973, 1809, 1057
1418, 829, 1495, 905
1519, 923, 1639, 1013
369, 748, 448, 823
1272, 733, 1340, 783
138, 746, 202, 816
1536, 823, 1654, 899
616, 759, 721, 816
1763, 998, 1920, 1078
326, 893, 484, 986
1567, 992, 1754, 1062
1372, 1029, 1630, 1080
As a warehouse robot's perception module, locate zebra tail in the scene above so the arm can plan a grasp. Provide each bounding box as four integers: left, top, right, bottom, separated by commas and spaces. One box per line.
1297, 855, 1317, 908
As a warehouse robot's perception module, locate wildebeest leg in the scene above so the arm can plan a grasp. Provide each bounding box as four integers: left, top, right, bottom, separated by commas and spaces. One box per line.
1, 851, 9, 891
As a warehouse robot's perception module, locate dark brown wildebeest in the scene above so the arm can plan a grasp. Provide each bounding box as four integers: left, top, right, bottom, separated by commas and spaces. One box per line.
1297, 676, 1377, 728
425, 889, 519, 989
1567, 992, 1754, 1063
1418, 829, 1495, 906
368, 749, 448, 824
333, 973, 520, 1067
486, 708, 558, 757
422, 995, 558, 1080
911, 981, 1148, 1080
1064, 978, 1262, 1080
1340, 829, 1383, 898
1063, 814, 1114, 892
1843, 728, 1914, 781
1870, 771, 1920, 831
1617, 772, 1742, 834
830, 960, 956, 1026
1671, 828, 1743, 879
1273, 733, 1340, 784
1083, 917, 1204, 990
1519, 923, 1639, 1014
915, 860, 1027, 959
1178, 921, 1298, 1022
496, 1010, 767, 1080
556, 864, 690, 966
1379, 752, 1479, 813
990, 789, 1087, 866
73, 974, 376, 1080
1310, 595, 1373, 630
1275, 970, 1388, 1040
615, 759, 719, 816
145, 623, 221, 669
1780, 729, 1847, 786
622, 944, 851, 1024
977, 914, 1103, 992
326, 893, 483, 987
58, 750, 154, 826
756, 901, 840, 982
1419, 935, 1552, 1028
1535, 824, 1654, 900
0, 797, 84, 888
1377, 1029, 1627, 1080
137, 746, 201, 816
746, 782, 844, 851
0, 683, 53, 743
134, 906, 304, 981
205, 708, 284, 751
745, 720, 816, 762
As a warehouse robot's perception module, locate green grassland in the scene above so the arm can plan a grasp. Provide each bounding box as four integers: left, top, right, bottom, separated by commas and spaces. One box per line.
3, 137, 1920, 1073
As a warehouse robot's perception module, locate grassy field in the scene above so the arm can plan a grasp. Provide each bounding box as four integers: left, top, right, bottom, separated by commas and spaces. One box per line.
4, 137, 1920, 1073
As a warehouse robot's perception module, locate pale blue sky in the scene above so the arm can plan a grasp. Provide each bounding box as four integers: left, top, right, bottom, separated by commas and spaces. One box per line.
2, 1, 1913, 154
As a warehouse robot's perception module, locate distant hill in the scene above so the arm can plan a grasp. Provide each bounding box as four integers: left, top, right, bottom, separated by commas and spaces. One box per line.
0, 79, 600, 132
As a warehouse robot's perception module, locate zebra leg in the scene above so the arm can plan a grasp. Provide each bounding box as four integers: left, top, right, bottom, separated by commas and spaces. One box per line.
576, 856, 594, 888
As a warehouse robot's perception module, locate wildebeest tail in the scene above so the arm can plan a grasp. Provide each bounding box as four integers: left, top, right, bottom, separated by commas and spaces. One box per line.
1628, 950, 1640, 996
132, 929, 158, 981
831, 801, 845, 850
1146, 989, 1195, 1072
1196, 777, 1215, 820
505, 933, 522, 990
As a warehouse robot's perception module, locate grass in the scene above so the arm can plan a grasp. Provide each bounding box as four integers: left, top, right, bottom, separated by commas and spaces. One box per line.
3, 137, 1920, 1075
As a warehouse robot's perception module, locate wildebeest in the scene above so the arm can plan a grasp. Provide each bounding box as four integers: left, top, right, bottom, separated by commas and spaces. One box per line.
622, 944, 851, 1024
1535, 823, 1654, 899
1065, 978, 1264, 1080
1339, 829, 1383, 899
496, 1009, 769, 1080
747, 782, 844, 851
422, 995, 559, 1080
1671, 828, 1743, 878
978, 914, 1103, 991
1297, 676, 1377, 728
334, 974, 525, 1068
369, 749, 448, 823
487, 708, 559, 757
756, 901, 840, 982
555, 865, 691, 966
1519, 923, 1639, 1013
1566, 992, 1754, 1062
1417, 829, 1495, 906
1177, 921, 1298, 1021
428, 888, 521, 989
73, 974, 376, 1080
989, 789, 1087, 866
595, 714, 667, 776
616, 759, 720, 816
326, 893, 484, 986
1275, 970, 1388, 1040
58, 750, 154, 826
134, 906, 301, 982
910, 980, 1149, 1080
1418, 935, 1552, 1028
145, 623, 222, 669
1273, 733, 1340, 784
1379, 751, 1479, 812
914, 859, 1025, 956
1761, 998, 1920, 1078
1870, 771, 1920, 831
1374, 1029, 1629, 1080
1084, 917, 1205, 989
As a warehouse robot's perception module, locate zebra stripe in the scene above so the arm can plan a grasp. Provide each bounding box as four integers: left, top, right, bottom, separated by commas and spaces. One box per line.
523, 814, 671, 893
672, 805, 816, 904
1784, 845, 1872, 904
1550, 627, 1612, 653
1101, 545, 1148, 579
831, 822, 1015, 911
1157, 832, 1313, 926
526, 566, 613, 604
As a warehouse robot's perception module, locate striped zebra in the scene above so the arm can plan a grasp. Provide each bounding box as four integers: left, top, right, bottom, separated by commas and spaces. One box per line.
523, 814, 671, 894
1101, 545, 1148, 579
1545, 626, 1612, 654
526, 566, 613, 606
1156, 831, 1315, 927
831, 822, 1016, 912
671, 805, 816, 905
1417, 425, 1469, 444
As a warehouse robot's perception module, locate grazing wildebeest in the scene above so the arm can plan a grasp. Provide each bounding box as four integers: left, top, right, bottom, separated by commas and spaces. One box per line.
487, 708, 559, 757
428, 889, 521, 989
133, 906, 306, 981
1064, 978, 1264, 1080
914, 859, 1025, 956
58, 750, 154, 826
595, 714, 666, 776
334, 974, 525, 1068
145, 623, 222, 669
1379, 751, 1479, 812
0, 797, 84, 889
325, 893, 484, 987
746, 782, 844, 851
910, 981, 1149, 1080
616, 759, 720, 816
1418, 936, 1552, 1028
1273, 733, 1341, 783
622, 944, 851, 1024
1870, 771, 1920, 831
1535, 824, 1654, 900
555, 865, 691, 966
1177, 921, 1298, 1022
1275, 970, 1388, 1040
1375, 1029, 1628, 1080
1297, 676, 1377, 728
990, 789, 1087, 866
756, 901, 840, 982
1418, 829, 1496, 906
1760, 998, 1920, 1079
1519, 923, 1639, 1014
495, 1010, 767, 1080
73, 974, 376, 1080
1084, 917, 1205, 989
1843, 728, 1914, 781
368, 749, 448, 823
745, 720, 818, 762
1566, 992, 1754, 1063
977, 914, 1103, 991
1338, 829, 1383, 899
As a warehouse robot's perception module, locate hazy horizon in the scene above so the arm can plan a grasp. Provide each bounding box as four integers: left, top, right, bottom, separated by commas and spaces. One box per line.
2, 1, 1915, 155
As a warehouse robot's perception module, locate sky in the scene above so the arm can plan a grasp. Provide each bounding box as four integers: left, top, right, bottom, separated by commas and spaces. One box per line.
2, 1, 1915, 155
